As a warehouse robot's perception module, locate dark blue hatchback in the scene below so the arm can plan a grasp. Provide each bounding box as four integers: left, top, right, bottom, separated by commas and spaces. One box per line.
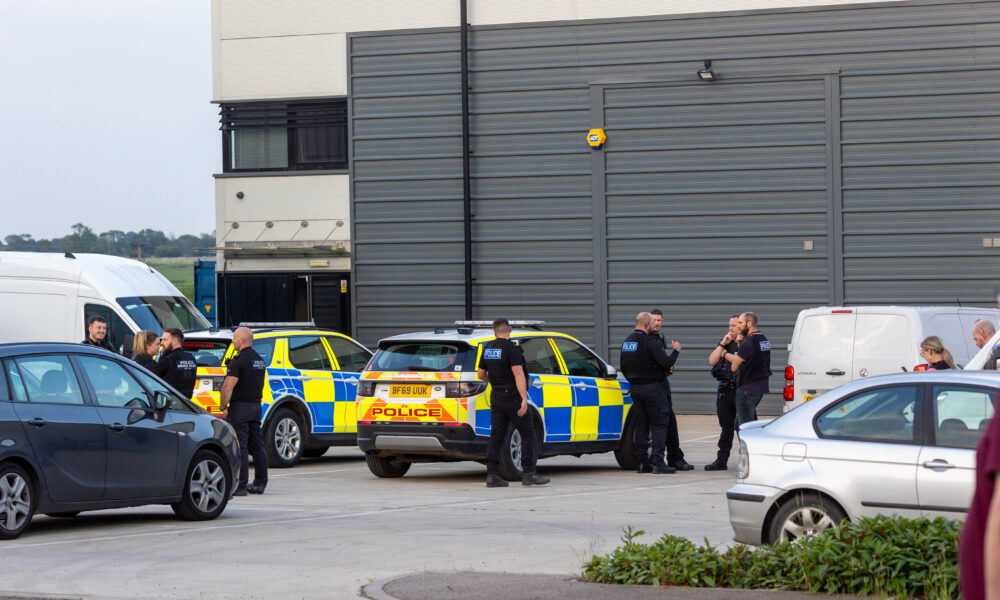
0, 343, 240, 539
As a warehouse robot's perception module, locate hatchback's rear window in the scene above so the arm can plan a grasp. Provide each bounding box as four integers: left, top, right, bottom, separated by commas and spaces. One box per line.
184, 340, 232, 367
368, 342, 478, 373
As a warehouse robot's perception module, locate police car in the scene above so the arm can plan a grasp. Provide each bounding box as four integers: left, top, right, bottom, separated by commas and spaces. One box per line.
356, 321, 633, 480
182, 324, 373, 467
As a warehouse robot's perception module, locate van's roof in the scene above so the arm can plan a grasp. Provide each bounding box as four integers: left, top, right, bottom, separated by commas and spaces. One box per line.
800, 305, 1000, 315
0, 252, 180, 299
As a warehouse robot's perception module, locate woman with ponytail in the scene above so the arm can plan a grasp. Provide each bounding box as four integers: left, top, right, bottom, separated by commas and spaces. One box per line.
920, 335, 956, 370
131, 331, 161, 371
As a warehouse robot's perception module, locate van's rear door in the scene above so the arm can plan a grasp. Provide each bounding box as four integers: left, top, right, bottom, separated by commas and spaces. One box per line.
852, 311, 914, 378
790, 311, 855, 406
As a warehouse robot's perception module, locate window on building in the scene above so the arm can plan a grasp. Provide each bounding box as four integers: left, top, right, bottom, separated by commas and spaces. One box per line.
220, 99, 347, 173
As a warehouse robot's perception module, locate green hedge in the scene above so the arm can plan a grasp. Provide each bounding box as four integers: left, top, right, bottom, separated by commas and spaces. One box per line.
582, 515, 960, 599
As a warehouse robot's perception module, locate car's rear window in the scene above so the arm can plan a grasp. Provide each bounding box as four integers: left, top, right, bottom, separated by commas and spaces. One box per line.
368, 341, 478, 373
184, 340, 232, 367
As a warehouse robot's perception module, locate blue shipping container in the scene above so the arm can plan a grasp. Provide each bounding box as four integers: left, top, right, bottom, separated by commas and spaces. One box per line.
193, 259, 217, 325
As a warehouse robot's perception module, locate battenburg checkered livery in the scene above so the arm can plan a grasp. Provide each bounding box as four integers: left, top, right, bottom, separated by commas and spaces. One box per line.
356, 324, 634, 480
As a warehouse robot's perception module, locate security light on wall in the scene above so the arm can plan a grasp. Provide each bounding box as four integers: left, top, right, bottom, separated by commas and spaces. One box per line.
697, 60, 717, 81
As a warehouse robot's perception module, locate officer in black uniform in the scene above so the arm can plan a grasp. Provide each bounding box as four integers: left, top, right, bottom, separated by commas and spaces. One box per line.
155, 328, 198, 399
218, 326, 268, 496
649, 309, 690, 471
620, 312, 676, 474
81, 315, 116, 353
727, 312, 772, 428
705, 315, 740, 471
476, 318, 550, 488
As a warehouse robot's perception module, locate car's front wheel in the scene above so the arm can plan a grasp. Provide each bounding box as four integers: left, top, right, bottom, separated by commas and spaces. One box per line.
171, 450, 231, 521
365, 454, 411, 478
768, 492, 847, 544
265, 407, 304, 468
0, 463, 34, 540
498, 423, 526, 482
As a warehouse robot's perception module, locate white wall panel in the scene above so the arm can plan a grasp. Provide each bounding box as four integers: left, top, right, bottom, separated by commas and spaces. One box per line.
218, 34, 346, 100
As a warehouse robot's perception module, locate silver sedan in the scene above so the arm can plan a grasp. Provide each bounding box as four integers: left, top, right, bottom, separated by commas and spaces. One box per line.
727, 370, 998, 545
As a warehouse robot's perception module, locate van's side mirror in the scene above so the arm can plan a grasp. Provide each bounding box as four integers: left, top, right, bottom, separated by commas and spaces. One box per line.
153, 391, 171, 411
604, 364, 618, 379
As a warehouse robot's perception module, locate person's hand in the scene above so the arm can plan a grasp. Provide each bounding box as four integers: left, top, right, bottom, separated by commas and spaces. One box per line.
518, 399, 528, 417
671, 340, 682, 351
722, 332, 734, 345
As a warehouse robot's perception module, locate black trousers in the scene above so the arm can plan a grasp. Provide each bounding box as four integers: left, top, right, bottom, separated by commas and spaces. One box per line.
630, 382, 668, 468
715, 384, 737, 462
663, 383, 685, 464
227, 401, 268, 488
486, 390, 537, 476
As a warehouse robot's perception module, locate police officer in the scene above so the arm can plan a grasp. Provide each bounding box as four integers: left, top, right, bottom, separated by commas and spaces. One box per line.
726, 312, 772, 428
649, 309, 690, 471
705, 315, 740, 471
81, 315, 116, 353
155, 328, 197, 399
620, 312, 677, 474
218, 327, 268, 496
476, 318, 550, 488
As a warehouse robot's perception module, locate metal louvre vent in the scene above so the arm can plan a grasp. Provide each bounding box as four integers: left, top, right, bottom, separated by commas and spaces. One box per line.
220, 100, 347, 131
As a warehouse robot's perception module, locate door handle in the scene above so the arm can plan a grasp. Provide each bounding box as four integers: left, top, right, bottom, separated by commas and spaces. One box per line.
345, 377, 358, 384
108, 423, 125, 432
572, 382, 588, 389
826, 369, 846, 376
922, 460, 956, 470
28, 418, 46, 427
531, 379, 543, 388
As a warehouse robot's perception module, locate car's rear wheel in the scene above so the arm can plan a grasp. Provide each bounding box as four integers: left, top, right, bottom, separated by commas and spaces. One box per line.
303, 446, 329, 458
614, 414, 636, 470
266, 407, 304, 468
365, 454, 411, 478
768, 492, 847, 544
171, 450, 231, 521
0, 463, 34, 540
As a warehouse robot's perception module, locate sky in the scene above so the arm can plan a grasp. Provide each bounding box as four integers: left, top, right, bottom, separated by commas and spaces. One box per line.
0, 0, 218, 240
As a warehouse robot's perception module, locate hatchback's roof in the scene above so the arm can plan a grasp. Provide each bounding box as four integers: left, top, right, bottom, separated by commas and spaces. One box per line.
0, 342, 124, 359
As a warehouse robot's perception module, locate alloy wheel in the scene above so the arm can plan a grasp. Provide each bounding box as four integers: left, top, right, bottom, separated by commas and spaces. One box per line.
0, 472, 31, 533
189, 458, 225, 513
275, 417, 302, 459
777, 506, 837, 542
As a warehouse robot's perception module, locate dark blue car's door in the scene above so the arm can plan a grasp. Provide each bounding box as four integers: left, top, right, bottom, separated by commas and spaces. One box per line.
6, 356, 106, 503
75, 355, 178, 499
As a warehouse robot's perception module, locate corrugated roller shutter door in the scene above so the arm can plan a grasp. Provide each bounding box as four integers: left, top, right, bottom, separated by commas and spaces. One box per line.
602, 79, 832, 414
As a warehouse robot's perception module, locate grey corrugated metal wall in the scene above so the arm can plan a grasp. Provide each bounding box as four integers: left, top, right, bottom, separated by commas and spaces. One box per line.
349, 1, 1000, 415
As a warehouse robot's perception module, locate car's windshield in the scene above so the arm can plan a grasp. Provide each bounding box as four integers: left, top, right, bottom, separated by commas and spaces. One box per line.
368, 341, 478, 372
118, 296, 211, 333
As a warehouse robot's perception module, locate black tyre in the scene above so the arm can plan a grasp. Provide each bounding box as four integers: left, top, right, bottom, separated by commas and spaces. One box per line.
498, 423, 526, 482
365, 454, 411, 478
265, 407, 304, 468
303, 447, 329, 458
767, 492, 847, 544
0, 463, 35, 540
171, 450, 231, 521
614, 414, 636, 470
44, 512, 80, 518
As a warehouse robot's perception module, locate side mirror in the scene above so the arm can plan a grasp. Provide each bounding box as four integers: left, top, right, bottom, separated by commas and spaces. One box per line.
604, 364, 618, 379
153, 391, 171, 411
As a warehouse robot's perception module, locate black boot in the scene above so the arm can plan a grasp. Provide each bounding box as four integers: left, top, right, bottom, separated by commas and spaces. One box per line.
486, 474, 509, 487
704, 459, 728, 471
522, 472, 550, 486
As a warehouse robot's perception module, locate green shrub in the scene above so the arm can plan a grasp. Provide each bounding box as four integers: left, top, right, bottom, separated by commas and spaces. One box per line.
582, 516, 960, 599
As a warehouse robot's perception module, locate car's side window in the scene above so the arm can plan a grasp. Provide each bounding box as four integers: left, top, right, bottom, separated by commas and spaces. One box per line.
551, 338, 603, 378
13, 356, 86, 405
5, 360, 28, 402
815, 384, 921, 443
932, 385, 996, 449
326, 336, 371, 373
287, 336, 332, 371
77, 356, 150, 409
0, 362, 9, 402
517, 338, 562, 375
128, 366, 196, 413
252, 338, 277, 366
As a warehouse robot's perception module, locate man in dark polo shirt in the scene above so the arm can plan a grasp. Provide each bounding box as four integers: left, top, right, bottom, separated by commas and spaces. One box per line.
725, 312, 771, 428
218, 327, 268, 496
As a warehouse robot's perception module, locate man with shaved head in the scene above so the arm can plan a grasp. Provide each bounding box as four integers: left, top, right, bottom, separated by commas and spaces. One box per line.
219, 326, 269, 495
973, 320, 1000, 370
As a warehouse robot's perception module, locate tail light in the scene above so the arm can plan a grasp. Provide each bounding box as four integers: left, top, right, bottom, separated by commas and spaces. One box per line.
446, 382, 488, 398
358, 381, 376, 396
914, 364, 929, 372
783, 365, 794, 401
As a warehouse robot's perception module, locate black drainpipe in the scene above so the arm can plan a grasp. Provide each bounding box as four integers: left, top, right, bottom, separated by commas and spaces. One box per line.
460, 0, 473, 319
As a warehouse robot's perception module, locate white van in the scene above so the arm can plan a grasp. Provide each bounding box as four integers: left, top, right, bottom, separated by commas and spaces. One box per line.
0, 252, 211, 352
782, 306, 1000, 412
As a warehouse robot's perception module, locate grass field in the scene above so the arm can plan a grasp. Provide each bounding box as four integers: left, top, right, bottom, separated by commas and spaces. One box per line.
146, 258, 196, 301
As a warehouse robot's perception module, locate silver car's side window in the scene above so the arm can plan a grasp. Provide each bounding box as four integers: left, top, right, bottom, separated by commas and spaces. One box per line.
932, 385, 996, 449
815, 385, 921, 443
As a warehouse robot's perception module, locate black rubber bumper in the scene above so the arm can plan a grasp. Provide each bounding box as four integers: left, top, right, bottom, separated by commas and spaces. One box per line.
357, 423, 489, 459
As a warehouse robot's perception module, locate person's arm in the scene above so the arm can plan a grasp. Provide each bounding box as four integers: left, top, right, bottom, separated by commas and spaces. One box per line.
729, 339, 750, 372
987, 479, 1000, 599
512, 364, 528, 416
709, 332, 734, 366
218, 376, 237, 416
477, 368, 489, 382
648, 338, 677, 369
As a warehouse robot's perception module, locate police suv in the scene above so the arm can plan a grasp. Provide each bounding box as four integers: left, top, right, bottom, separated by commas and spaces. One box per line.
356, 322, 634, 480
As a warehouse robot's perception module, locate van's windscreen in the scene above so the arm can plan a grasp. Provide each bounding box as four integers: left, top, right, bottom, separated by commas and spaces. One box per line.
118, 296, 211, 333
368, 342, 478, 373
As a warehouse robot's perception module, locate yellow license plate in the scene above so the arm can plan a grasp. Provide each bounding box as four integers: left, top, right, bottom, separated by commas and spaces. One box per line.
803, 395, 817, 402
390, 384, 431, 398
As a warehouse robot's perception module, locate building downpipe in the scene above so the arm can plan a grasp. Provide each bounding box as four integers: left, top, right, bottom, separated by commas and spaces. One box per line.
460, 0, 473, 319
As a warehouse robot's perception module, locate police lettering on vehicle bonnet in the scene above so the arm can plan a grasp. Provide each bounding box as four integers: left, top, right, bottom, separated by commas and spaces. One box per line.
155, 328, 197, 399
476, 318, 549, 488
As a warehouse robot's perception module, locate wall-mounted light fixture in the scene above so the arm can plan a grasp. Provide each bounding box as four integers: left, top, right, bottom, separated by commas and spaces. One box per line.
697, 60, 716, 81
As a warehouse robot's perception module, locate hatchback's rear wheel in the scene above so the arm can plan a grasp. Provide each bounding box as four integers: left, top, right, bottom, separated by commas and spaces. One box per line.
266, 408, 304, 468
768, 493, 847, 544
0, 463, 35, 539
172, 450, 231, 521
